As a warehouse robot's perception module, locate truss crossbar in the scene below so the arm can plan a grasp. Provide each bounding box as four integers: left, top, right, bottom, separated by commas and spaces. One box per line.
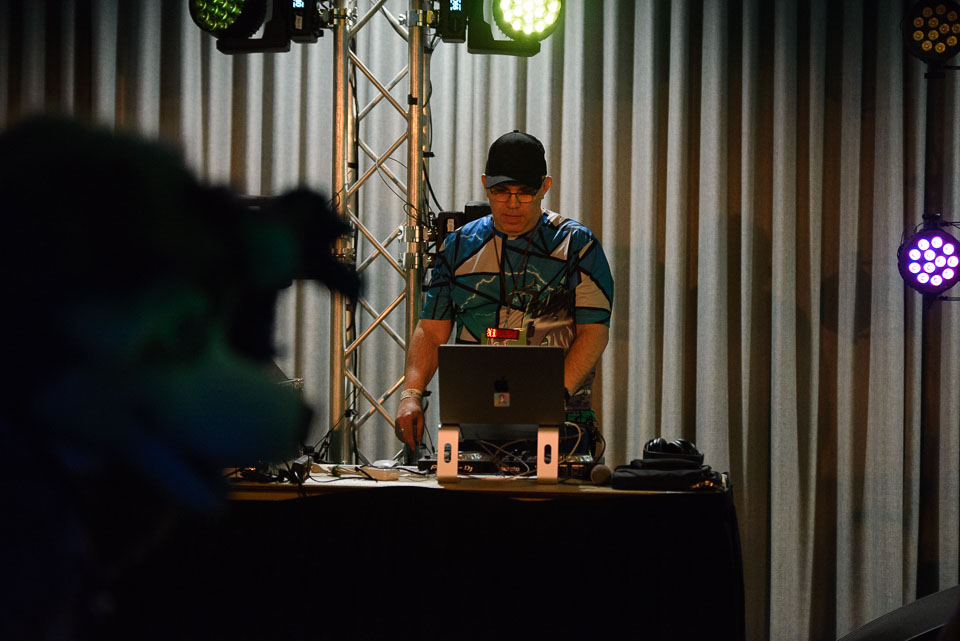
358, 68, 408, 121
345, 368, 395, 426
346, 132, 408, 199
357, 226, 400, 272
349, 51, 408, 118
350, 0, 390, 36
357, 295, 406, 349
378, 4, 408, 40
349, 211, 405, 275
357, 138, 407, 194
354, 377, 404, 430
346, 290, 406, 356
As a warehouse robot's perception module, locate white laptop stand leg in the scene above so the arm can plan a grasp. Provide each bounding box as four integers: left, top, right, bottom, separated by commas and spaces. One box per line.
437, 424, 460, 484
536, 425, 559, 484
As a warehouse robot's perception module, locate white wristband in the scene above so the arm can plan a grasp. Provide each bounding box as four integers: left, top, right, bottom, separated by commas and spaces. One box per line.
400, 388, 423, 402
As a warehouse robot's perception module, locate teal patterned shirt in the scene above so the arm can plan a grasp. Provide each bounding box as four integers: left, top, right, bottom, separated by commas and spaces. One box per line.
422, 211, 613, 406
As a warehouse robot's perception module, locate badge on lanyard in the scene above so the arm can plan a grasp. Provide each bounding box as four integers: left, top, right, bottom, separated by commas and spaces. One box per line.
482, 326, 527, 346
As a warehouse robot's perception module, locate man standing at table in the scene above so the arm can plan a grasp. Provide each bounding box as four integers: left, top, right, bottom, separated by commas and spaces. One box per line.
394, 130, 614, 449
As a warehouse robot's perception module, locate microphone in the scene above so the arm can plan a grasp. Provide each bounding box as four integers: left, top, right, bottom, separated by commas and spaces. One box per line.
590, 462, 612, 485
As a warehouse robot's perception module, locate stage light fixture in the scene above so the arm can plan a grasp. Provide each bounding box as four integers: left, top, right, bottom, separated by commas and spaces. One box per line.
189, 0, 267, 39
436, 0, 468, 43
436, 0, 563, 57
188, 0, 325, 54
903, 1, 960, 63
898, 225, 960, 296
492, 0, 562, 42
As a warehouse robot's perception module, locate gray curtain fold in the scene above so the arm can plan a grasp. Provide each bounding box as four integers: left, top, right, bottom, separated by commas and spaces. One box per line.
2, 1, 958, 639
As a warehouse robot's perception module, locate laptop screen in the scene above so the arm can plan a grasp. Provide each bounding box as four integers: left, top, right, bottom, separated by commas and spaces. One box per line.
437, 344, 565, 438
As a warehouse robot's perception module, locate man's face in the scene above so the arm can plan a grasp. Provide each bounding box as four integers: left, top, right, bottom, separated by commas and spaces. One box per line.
482, 175, 552, 237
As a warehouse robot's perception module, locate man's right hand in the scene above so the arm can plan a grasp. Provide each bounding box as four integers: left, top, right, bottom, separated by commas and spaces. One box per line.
394, 318, 451, 450
394, 397, 425, 449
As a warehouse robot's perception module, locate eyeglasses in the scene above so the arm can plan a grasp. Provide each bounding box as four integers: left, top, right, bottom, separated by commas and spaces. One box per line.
487, 187, 539, 203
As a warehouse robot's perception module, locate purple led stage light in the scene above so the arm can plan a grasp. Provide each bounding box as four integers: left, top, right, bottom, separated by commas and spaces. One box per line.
898, 227, 960, 295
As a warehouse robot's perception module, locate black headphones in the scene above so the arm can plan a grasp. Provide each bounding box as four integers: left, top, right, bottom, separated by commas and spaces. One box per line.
643, 437, 704, 465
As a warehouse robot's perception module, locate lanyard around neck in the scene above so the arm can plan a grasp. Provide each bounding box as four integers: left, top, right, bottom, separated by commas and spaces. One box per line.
496, 232, 535, 312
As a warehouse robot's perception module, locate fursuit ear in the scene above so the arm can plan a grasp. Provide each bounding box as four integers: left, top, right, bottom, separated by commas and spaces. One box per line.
265, 188, 361, 300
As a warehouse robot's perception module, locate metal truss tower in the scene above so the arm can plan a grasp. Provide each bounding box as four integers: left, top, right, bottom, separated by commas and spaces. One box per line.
328, 0, 429, 463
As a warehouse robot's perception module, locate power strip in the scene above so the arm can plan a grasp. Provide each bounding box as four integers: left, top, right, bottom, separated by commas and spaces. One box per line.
360, 466, 401, 481
330, 464, 401, 481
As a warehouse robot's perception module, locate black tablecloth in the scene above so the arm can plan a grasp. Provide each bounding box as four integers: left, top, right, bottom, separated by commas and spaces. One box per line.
98, 486, 745, 641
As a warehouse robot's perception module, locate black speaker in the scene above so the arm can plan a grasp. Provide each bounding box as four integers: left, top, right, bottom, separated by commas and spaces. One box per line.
836, 585, 960, 641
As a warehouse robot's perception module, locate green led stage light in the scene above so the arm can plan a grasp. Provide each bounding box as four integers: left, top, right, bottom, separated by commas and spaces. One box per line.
458, 0, 564, 57
492, 0, 562, 42
189, 0, 267, 39
188, 0, 325, 54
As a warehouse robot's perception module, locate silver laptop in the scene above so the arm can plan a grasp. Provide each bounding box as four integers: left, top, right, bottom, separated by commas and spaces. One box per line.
437, 344, 565, 438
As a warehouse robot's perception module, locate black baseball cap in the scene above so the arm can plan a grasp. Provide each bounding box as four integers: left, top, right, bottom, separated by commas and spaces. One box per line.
484, 130, 547, 190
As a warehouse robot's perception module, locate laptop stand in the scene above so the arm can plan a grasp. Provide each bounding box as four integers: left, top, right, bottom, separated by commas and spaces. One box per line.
436, 424, 560, 484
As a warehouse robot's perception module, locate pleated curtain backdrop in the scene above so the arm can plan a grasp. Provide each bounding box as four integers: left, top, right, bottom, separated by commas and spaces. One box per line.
1, 1, 958, 639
